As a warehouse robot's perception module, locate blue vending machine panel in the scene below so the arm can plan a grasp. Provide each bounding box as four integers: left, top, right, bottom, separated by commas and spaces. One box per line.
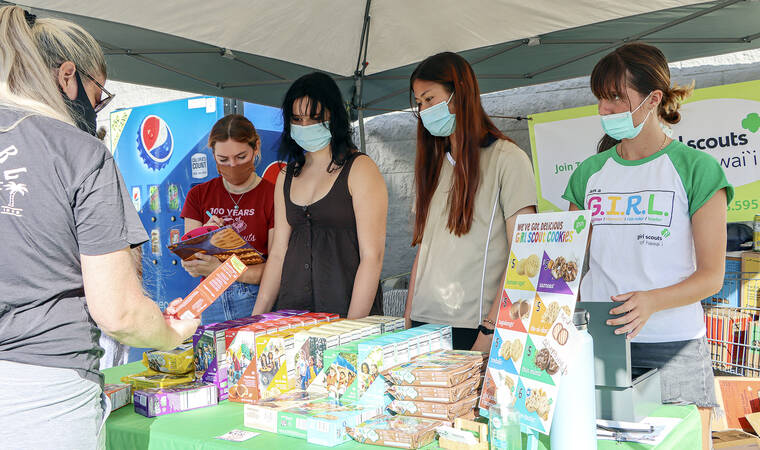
243, 101, 286, 185
112, 97, 224, 313
111, 98, 285, 340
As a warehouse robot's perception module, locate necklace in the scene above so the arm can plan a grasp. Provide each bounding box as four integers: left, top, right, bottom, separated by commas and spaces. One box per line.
228, 191, 246, 210
224, 176, 259, 210
618, 133, 669, 159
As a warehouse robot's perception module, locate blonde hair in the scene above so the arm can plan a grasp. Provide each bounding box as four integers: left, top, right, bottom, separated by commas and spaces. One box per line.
32, 16, 106, 85
0, 6, 107, 131
0, 6, 71, 126
659, 81, 694, 125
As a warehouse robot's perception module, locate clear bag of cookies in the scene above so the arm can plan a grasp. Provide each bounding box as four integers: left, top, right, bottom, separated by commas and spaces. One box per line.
386, 376, 480, 403
387, 393, 480, 421
347, 414, 443, 449
383, 359, 481, 387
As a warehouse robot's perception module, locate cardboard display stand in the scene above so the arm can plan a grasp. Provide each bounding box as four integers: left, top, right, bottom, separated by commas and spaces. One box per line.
480, 211, 591, 439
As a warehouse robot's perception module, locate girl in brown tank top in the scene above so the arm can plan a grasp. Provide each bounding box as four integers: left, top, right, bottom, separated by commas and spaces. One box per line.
253, 72, 387, 318
278, 152, 382, 316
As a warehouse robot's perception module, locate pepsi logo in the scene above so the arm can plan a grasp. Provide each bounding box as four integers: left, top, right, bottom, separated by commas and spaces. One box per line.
137, 115, 174, 170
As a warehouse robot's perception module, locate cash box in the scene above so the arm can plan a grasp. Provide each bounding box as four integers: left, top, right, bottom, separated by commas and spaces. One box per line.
578, 302, 662, 422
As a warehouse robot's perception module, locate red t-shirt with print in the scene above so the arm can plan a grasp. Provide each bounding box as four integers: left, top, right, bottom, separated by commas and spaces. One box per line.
181, 177, 274, 256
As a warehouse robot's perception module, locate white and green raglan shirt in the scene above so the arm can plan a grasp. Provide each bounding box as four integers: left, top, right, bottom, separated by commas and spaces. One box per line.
563, 140, 733, 343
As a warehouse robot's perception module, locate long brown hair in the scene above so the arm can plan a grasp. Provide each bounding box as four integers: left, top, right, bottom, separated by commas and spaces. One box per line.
591, 42, 693, 153
409, 52, 508, 245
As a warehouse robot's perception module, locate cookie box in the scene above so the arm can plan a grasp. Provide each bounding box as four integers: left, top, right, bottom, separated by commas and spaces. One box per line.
276, 398, 382, 444
273, 309, 309, 316
291, 327, 341, 390
383, 358, 481, 387
357, 335, 399, 393
121, 369, 195, 390
353, 316, 406, 334
167, 255, 247, 320
347, 414, 444, 449
412, 324, 454, 350
104, 384, 132, 411
194, 322, 240, 373
255, 329, 295, 399
226, 325, 270, 404
387, 376, 480, 403
413, 349, 486, 365
243, 390, 326, 432
143, 342, 194, 374
387, 393, 480, 421
133, 382, 218, 417
200, 358, 229, 401
307, 403, 384, 447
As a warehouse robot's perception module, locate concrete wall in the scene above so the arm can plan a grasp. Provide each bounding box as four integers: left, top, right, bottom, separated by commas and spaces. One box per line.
99, 49, 760, 280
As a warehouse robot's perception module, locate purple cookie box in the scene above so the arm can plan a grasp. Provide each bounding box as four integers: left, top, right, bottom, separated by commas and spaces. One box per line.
192, 316, 273, 346
133, 382, 218, 418
201, 359, 229, 401
273, 309, 309, 316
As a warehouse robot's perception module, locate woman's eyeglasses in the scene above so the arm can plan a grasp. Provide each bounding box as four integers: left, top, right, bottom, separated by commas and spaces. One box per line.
80, 71, 115, 113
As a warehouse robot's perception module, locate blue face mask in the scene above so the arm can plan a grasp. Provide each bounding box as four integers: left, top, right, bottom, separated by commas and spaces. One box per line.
600, 92, 653, 140
291, 121, 332, 152
420, 92, 455, 137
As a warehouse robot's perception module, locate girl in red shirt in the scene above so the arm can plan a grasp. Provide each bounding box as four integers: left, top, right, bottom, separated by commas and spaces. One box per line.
181, 115, 274, 324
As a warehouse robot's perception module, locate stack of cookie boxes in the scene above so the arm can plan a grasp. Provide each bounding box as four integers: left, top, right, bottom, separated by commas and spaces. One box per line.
122, 342, 197, 391
123, 343, 219, 418
194, 311, 311, 400
241, 323, 453, 447
227, 314, 408, 404
225, 312, 339, 403
383, 350, 485, 425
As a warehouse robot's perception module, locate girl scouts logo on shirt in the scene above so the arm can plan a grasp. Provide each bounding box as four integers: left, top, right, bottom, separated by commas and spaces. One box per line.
585, 190, 675, 227
137, 115, 174, 171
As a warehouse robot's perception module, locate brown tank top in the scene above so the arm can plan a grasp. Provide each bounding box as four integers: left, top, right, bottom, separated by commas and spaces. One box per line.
275, 152, 383, 316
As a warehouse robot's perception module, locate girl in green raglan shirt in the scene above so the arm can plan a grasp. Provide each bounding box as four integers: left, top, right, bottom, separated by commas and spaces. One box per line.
563, 43, 732, 450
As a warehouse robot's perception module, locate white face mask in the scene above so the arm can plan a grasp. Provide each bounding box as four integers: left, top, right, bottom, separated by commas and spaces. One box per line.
420, 92, 456, 137
290, 121, 332, 152
600, 92, 653, 140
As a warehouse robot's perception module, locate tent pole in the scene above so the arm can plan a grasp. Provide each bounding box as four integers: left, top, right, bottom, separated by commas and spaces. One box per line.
358, 103, 366, 153
351, 0, 372, 153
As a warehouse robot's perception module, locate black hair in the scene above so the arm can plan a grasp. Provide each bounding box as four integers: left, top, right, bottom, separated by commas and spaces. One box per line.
279, 72, 355, 176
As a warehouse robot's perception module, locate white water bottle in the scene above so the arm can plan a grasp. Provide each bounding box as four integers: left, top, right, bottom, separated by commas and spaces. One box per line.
550, 309, 597, 450
489, 387, 521, 449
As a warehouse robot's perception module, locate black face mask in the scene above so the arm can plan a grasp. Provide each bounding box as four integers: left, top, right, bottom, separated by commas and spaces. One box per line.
62, 71, 97, 135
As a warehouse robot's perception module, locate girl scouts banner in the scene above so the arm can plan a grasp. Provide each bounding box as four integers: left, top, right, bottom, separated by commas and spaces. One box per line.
529, 79, 760, 222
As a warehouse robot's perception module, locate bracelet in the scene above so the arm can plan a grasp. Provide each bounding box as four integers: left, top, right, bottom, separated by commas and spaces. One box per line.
483, 318, 496, 327
477, 324, 494, 335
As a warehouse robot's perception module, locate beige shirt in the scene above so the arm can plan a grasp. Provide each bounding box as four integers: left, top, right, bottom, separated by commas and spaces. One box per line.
411, 138, 537, 328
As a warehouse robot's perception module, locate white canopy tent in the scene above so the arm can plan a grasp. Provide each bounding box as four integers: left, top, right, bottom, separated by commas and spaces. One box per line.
10, 0, 760, 148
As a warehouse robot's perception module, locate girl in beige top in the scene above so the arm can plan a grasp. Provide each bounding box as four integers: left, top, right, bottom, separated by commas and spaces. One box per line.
404, 52, 537, 351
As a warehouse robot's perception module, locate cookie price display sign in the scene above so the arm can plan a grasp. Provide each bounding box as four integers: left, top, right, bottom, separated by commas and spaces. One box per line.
479, 211, 590, 434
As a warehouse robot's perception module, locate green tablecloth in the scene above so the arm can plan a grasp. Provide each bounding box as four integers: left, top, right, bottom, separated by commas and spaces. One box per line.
104, 362, 701, 450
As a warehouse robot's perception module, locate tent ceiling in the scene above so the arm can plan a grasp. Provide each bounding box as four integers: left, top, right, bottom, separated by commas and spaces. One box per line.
9, 0, 760, 117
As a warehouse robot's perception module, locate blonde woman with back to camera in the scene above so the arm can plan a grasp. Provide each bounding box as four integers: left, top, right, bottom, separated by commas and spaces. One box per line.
0, 6, 199, 449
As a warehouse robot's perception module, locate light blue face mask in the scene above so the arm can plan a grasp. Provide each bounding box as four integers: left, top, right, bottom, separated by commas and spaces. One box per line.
291, 121, 332, 152
420, 92, 456, 137
600, 92, 653, 140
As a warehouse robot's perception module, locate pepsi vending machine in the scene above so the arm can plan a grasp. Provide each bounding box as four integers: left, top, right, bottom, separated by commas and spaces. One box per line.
111, 97, 284, 357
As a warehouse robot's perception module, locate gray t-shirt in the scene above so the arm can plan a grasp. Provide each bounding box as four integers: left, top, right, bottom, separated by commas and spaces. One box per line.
0, 108, 148, 386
